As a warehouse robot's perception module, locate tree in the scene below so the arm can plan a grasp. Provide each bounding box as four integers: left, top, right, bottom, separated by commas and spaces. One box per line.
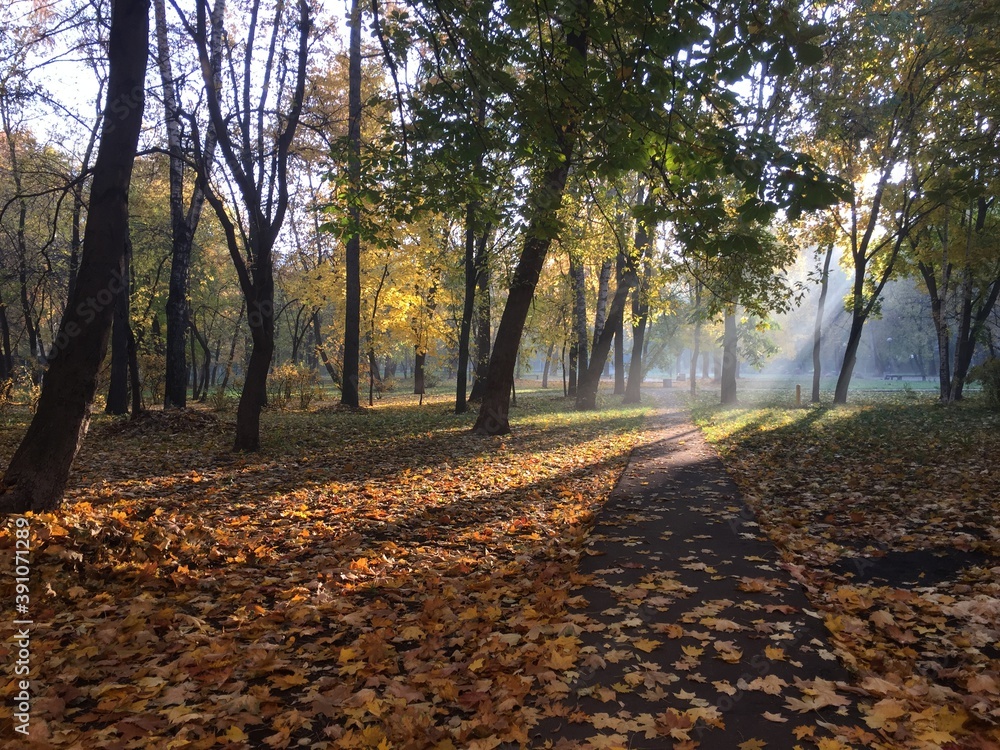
341, 0, 362, 408
801, 0, 987, 403
179, 0, 311, 450
0, 0, 150, 513
155, 0, 221, 409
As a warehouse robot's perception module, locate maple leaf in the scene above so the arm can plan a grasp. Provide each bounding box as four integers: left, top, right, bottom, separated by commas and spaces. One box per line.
633, 638, 661, 653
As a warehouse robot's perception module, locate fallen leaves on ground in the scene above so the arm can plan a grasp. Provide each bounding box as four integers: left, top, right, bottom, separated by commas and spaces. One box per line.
695, 394, 1000, 749
0, 392, 650, 749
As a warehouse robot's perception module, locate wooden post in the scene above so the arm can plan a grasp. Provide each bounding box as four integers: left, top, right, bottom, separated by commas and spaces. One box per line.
795, 384, 802, 406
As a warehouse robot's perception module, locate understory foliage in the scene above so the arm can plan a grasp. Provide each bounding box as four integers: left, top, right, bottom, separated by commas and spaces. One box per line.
968, 359, 1000, 408
0, 392, 649, 748
695, 395, 1000, 748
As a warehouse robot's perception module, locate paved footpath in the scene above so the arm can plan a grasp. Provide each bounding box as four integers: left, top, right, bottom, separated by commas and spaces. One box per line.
521, 392, 869, 749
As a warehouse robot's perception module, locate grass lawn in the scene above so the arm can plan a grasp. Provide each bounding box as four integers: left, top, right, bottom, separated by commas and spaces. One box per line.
0, 389, 651, 749
692, 389, 1000, 745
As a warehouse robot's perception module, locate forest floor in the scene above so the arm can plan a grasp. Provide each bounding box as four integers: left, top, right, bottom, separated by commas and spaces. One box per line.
0, 385, 997, 749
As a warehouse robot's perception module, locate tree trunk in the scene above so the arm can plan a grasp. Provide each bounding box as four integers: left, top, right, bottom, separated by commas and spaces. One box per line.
469, 0, 589, 434
690, 281, 702, 396
567, 337, 578, 396
918, 260, 952, 400
190, 316, 212, 403
220, 300, 245, 392
312, 310, 340, 384
541, 342, 554, 388
720, 308, 738, 405
623, 258, 651, 405
0, 0, 149, 514
468, 228, 491, 402
811, 243, 834, 403
455, 99, 487, 413
834, 312, 866, 404
106, 238, 135, 415
570, 252, 589, 379
623, 306, 647, 404
158, 0, 219, 409
368, 348, 381, 405
592, 257, 612, 350
414, 348, 426, 395
342, 0, 363, 407
456, 198, 478, 412
234, 296, 274, 450
0, 290, 12, 380
127, 320, 143, 417
471, 159, 575, 434
576, 254, 635, 410
561, 342, 567, 396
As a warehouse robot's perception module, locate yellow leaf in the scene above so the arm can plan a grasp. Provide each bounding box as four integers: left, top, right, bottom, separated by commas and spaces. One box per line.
226, 726, 249, 742
764, 645, 786, 661
633, 638, 661, 653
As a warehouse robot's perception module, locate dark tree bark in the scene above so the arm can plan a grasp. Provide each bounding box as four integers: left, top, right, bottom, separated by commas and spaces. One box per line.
576, 252, 635, 410
190, 315, 211, 402
592, 257, 612, 351
567, 337, 578, 396
613, 251, 626, 395
158, 0, 219, 408
106, 237, 135, 415
455, 98, 488, 413
188, 0, 310, 449
471, 0, 591, 434
622, 306, 646, 403
919, 259, 953, 400
414, 348, 426, 399
0, 290, 12, 380
623, 219, 652, 404
0, 0, 150, 514
811, 243, 834, 403
720, 308, 738, 405
471, 159, 575, 434
456, 198, 478, 413
342, 0, 363, 407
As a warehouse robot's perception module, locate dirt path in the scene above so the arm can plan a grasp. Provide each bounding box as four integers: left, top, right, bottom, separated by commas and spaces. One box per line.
520, 391, 868, 749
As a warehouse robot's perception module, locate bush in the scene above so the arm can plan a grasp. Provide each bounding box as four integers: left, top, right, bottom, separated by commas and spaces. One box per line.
968, 358, 1000, 408
267, 363, 321, 410
139, 351, 166, 405
209, 387, 237, 412
0, 365, 42, 413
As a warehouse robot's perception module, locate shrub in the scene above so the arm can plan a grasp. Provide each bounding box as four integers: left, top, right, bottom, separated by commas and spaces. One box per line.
267, 363, 321, 410
968, 358, 1000, 408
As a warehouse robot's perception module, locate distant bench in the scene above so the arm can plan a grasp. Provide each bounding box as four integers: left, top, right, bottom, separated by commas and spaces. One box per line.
883, 374, 904, 380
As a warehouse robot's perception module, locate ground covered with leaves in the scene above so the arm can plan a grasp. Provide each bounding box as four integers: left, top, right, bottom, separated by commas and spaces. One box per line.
694, 392, 1000, 749
0, 392, 650, 749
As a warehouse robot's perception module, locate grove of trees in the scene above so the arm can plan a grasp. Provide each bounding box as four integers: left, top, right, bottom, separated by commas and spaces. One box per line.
1, 0, 999, 511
